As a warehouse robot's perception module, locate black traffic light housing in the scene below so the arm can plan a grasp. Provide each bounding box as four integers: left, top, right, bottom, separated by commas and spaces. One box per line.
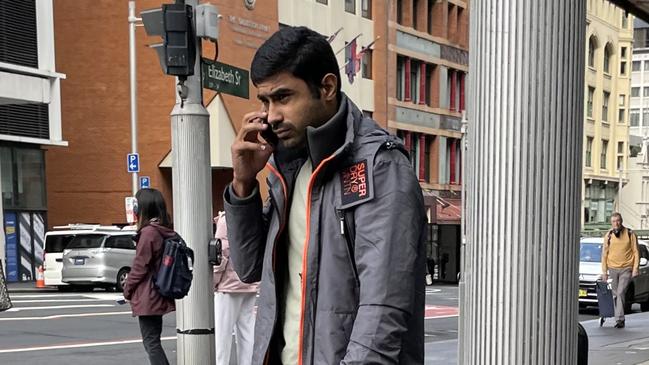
141, 3, 196, 77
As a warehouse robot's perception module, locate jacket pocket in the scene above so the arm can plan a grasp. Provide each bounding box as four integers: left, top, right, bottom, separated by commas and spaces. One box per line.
336, 209, 360, 288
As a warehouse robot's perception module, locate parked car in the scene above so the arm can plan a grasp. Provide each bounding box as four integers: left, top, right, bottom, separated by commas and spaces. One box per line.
579, 237, 649, 312
61, 227, 136, 291
44, 224, 112, 289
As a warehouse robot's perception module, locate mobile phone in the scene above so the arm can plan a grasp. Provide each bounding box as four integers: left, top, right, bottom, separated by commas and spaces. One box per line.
260, 118, 278, 147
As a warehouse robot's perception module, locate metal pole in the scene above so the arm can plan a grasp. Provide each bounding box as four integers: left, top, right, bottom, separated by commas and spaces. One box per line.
171, 2, 215, 363
128, 1, 139, 195
458, 112, 468, 365
618, 168, 623, 212
461, 1, 585, 364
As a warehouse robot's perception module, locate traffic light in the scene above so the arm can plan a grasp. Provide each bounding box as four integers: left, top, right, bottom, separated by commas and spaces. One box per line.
141, 3, 195, 77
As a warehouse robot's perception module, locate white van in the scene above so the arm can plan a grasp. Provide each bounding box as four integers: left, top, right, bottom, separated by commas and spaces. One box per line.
43, 224, 122, 289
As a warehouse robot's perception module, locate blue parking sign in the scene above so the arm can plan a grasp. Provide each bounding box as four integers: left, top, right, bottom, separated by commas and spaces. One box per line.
127, 153, 139, 173
140, 176, 151, 189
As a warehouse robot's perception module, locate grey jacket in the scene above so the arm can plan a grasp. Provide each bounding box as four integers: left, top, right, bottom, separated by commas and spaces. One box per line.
224, 94, 426, 364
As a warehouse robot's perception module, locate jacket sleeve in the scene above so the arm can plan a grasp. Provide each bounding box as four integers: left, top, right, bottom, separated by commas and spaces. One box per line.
602, 233, 610, 274
123, 229, 156, 300
223, 181, 271, 284
341, 151, 426, 364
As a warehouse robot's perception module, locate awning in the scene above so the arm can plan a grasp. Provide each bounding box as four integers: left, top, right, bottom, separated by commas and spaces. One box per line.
159, 93, 236, 169
436, 198, 462, 224
610, 1, 649, 22
422, 190, 462, 224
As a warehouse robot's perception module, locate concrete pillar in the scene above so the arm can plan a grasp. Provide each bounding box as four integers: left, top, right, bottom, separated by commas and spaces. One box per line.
460, 1, 585, 364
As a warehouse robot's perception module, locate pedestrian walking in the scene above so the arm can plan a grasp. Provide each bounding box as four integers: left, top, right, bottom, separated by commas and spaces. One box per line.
224, 26, 427, 364
213, 212, 258, 365
123, 188, 176, 364
601, 212, 640, 328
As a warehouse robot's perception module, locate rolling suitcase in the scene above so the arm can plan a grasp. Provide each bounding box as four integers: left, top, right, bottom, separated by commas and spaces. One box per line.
596, 281, 615, 326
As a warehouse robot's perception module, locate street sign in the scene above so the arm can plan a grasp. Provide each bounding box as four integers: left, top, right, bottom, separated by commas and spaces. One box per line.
140, 176, 151, 189
127, 153, 140, 173
201, 58, 249, 99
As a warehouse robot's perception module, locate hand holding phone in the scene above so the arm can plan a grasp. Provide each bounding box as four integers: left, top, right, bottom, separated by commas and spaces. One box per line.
259, 118, 279, 147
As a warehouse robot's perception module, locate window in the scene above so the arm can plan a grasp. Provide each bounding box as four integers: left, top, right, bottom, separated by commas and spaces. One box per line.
618, 141, 624, 154
621, 61, 627, 75
587, 87, 594, 118
634, 60, 642, 71
396, 131, 430, 182
645, 60, 649, 71
619, 94, 625, 106
361, 50, 372, 79
622, 47, 628, 58
617, 156, 624, 171
602, 91, 610, 122
345, 0, 355, 13
411, 60, 420, 104
586, 137, 593, 168
413, 0, 420, 29
397, 0, 403, 24
623, 13, 628, 29
631, 108, 640, 126
632, 87, 641, 97
361, 0, 371, 19
644, 87, 649, 97
316, 0, 327, 3
0, 146, 46, 210
601, 140, 608, 169
619, 108, 625, 123
588, 36, 596, 67
396, 56, 405, 101
644, 109, 649, 127
105, 236, 134, 250
604, 45, 611, 73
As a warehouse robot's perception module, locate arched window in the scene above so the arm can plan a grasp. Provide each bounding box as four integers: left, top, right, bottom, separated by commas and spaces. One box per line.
588, 36, 597, 68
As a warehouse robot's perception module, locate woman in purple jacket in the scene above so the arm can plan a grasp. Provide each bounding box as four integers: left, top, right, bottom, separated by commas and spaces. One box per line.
123, 188, 176, 365
213, 212, 259, 365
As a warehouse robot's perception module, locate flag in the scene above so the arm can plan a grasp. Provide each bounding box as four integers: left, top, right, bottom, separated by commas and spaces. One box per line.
345, 38, 357, 84
327, 27, 343, 43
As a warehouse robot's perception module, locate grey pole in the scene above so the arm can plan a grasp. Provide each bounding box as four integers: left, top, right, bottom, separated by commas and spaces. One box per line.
171, 1, 215, 363
128, 1, 139, 195
461, 1, 585, 364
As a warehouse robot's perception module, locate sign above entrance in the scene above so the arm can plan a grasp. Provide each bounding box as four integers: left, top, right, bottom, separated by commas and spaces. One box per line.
201, 58, 249, 99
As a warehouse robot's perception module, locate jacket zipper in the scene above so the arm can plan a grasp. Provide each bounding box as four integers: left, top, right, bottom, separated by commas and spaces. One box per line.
337, 209, 359, 286
264, 163, 288, 365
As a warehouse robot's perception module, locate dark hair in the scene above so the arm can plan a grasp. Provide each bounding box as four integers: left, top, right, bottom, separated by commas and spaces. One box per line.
135, 188, 171, 230
611, 212, 623, 222
251, 26, 341, 98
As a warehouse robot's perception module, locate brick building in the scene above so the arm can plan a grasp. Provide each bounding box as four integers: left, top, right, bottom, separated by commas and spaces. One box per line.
381, 0, 469, 282
47, 0, 278, 227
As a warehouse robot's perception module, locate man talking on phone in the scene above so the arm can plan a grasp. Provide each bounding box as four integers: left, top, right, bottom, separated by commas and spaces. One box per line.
224, 26, 426, 365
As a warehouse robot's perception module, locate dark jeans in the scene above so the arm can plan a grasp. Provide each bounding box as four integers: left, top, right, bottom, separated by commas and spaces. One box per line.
138, 315, 169, 365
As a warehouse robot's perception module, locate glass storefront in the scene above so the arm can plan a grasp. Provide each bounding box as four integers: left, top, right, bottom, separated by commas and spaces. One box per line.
1, 144, 47, 282
584, 180, 617, 226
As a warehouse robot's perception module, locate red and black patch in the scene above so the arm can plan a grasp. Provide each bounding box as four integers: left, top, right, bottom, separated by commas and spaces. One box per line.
340, 160, 369, 206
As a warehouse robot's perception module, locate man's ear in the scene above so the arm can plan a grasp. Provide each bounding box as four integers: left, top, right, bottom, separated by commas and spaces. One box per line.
320, 73, 338, 102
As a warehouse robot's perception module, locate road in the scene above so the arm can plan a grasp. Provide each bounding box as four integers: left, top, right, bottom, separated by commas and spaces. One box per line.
0, 284, 616, 364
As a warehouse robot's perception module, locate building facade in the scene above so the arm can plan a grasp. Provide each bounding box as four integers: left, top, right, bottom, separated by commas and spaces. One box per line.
0, 0, 66, 281
383, 0, 468, 282
619, 18, 649, 229
583, 0, 633, 229
46, 1, 278, 229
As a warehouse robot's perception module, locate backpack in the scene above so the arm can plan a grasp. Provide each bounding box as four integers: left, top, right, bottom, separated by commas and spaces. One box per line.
607, 228, 634, 246
154, 233, 194, 299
